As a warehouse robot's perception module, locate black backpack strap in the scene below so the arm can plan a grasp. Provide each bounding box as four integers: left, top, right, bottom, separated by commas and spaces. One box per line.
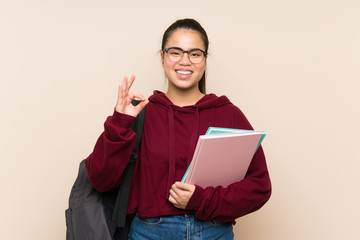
112, 100, 146, 228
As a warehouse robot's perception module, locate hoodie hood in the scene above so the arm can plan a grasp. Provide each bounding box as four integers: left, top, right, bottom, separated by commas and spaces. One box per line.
148, 91, 232, 194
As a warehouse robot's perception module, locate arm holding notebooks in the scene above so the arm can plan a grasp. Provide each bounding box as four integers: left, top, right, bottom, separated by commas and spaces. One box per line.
185, 145, 271, 222
183, 108, 272, 222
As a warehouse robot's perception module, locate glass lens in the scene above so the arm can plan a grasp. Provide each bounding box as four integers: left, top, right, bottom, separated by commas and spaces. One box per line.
189, 49, 204, 63
167, 48, 183, 62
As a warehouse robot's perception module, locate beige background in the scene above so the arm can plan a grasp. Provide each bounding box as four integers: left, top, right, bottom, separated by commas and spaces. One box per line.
1, 0, 359, 239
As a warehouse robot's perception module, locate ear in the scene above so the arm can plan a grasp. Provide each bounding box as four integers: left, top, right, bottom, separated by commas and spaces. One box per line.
160, 51, 164, 64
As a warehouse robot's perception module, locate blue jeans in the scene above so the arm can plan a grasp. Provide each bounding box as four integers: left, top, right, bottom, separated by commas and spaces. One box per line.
128, 214, 234, 240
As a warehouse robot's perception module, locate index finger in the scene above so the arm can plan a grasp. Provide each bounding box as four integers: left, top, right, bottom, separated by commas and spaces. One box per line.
121, 75, 136, 97
127, 75, 136, 89
174, 182, 193, 191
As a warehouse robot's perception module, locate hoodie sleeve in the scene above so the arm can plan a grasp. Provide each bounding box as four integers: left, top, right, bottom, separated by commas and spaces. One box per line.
185, 105, 272, 223
85, 110, 137, 192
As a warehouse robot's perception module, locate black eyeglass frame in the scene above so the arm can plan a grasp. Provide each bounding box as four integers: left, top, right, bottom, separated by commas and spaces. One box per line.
163, 47, 208, 63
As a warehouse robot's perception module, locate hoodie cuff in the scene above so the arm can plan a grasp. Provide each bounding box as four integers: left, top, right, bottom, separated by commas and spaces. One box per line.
104, 109, 136, 140
185, 185, 206, 211
110, 109, 136, 125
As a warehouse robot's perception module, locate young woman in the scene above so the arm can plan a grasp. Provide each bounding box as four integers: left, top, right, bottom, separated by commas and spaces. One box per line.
86, 18, 271, 240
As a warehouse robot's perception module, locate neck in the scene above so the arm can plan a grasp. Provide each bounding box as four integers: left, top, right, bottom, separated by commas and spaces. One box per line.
166, 88, 205, 107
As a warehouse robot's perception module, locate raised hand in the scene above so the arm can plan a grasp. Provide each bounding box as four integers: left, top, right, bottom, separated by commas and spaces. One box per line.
115, 75, 149, 117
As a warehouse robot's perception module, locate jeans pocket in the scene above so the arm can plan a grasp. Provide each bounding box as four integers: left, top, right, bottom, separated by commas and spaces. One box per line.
135, 214, 162, 226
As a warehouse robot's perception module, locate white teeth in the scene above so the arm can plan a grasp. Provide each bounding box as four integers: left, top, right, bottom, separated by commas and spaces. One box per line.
176, 70, 192, 75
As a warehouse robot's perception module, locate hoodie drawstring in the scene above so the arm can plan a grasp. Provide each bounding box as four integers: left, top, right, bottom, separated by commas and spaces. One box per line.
186, 107, 200, 166
167, 106, 176, 195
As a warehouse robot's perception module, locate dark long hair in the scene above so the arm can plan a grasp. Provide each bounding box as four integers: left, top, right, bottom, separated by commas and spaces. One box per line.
161, 18, 209, 94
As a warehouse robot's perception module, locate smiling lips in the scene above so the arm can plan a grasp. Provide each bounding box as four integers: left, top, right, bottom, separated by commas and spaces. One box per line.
176, 70, 192, 76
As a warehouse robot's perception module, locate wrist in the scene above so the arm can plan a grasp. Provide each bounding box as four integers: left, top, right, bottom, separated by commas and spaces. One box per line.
185, 185, 205, 211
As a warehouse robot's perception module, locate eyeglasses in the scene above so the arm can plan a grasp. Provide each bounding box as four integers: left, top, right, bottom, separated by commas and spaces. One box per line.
163, 47, 207, 64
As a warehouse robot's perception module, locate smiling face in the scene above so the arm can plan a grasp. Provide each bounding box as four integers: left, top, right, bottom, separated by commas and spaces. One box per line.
161, 28, 207, 94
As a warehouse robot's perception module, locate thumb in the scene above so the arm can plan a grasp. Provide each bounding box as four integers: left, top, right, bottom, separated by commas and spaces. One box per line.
135, 99, 149, 113
139, 99, 149, 109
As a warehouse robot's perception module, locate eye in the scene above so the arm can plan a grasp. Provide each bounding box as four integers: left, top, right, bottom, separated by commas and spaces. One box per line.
168, 49, 182, 56
190, 50, 202, 57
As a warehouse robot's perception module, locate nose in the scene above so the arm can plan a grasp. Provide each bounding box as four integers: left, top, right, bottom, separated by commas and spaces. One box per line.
179, 52, 191, 65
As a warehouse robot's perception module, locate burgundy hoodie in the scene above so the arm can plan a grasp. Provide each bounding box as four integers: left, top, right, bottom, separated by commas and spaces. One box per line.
85, 91, 271, 223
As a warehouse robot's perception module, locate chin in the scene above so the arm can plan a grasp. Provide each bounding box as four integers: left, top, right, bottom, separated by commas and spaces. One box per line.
173, 83, 199, 92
